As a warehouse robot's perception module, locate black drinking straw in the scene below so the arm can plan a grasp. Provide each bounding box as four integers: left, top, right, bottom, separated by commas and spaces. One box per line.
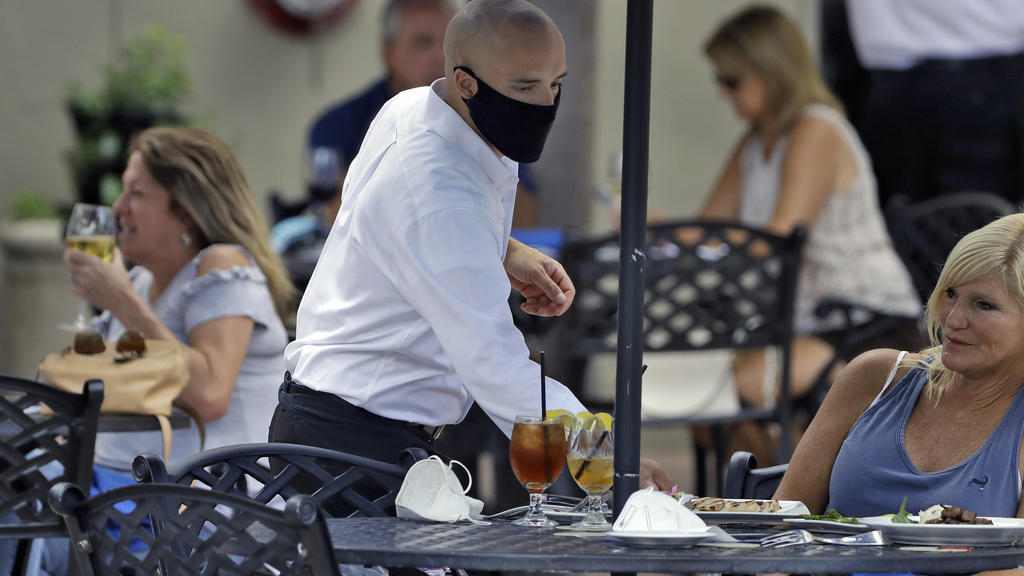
541, 350, 551, 485
540, 351, 547, 418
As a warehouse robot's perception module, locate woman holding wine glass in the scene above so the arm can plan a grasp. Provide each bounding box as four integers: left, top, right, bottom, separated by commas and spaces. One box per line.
63, 127, 296, 478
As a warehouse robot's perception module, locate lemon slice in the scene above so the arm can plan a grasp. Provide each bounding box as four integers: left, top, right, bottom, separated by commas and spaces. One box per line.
576, 411, 594, 431
545, 409, 576, 440
575, 411, 612, 432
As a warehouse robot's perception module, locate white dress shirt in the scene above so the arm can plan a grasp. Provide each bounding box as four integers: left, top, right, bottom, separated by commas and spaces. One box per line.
284, 78, 585, 437
847, 0, 1024, 70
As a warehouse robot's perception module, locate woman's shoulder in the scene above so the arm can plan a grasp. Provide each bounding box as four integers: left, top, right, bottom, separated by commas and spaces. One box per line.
181, 244, 268, 301
196, 244, 252, 277
789, 110, 844, 145
833, 349, 926, 402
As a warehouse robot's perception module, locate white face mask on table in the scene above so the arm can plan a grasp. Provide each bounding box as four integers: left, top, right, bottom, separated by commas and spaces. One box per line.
396, 456, 487, 524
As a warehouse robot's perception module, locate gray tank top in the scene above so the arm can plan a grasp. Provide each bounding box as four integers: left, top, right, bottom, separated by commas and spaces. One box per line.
827, 364, 1024, 517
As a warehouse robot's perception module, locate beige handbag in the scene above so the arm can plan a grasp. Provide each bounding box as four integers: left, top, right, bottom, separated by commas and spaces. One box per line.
38, 338, 196, 460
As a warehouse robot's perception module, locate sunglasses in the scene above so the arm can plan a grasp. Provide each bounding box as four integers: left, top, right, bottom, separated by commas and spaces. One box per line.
715, 75, 742, 91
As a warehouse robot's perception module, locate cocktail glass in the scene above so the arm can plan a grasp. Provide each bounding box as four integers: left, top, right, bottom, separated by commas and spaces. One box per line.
567, 415, 614, 530
509, 415, 567, 528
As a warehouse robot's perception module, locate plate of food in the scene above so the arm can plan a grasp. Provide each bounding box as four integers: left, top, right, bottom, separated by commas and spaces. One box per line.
607, 530, 713, 548
860, 505, 1024, 546
687, 497, 810, 522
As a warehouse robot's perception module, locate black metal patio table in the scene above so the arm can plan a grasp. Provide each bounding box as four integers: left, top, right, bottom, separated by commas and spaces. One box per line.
325, 517, 1024, 575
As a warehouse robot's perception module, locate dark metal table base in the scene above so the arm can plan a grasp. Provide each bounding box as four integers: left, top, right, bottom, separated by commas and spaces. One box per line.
327, 517, 1024, 575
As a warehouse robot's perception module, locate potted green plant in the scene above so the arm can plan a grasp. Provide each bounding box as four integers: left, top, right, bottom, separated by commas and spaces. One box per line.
66, 26, 191, 206
3, 188, 62, 247
1, 189, 73, 378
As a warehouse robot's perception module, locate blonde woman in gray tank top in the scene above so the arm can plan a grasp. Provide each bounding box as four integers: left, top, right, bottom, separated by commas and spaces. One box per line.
776, 214, 1024, 538
698, 6, 919, 462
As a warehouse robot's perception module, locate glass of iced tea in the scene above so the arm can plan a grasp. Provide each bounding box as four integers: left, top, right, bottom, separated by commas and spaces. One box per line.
60, 203, 116, 332
567, 413, 613, 530
509, 414, 567, 528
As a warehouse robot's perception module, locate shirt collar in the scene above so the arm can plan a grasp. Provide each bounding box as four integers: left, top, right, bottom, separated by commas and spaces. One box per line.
426, 78, 518, 188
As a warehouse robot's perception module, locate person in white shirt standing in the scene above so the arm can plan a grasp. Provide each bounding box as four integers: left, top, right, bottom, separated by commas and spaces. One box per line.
271, 0, 671, 495
846, 0, 1024, 208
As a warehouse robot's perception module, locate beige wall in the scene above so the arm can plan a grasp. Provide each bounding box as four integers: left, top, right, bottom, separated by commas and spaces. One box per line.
0, 0, 820, 374
0, 0, 389, 214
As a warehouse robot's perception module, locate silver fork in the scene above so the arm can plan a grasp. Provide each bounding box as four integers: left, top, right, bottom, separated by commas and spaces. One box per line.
760, 529, 888, 548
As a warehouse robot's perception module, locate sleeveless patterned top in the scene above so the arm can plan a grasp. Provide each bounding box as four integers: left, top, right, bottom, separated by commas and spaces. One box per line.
738, 104, 920, 334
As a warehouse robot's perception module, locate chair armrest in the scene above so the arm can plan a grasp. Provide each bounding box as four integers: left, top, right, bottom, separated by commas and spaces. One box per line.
724, 451, 757, 499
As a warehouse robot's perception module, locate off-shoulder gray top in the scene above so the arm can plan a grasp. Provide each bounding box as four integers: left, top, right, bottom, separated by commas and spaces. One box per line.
90, 244, 287, 472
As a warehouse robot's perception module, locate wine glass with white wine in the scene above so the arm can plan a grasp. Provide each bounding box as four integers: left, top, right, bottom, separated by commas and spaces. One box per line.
60, 203, 116, 332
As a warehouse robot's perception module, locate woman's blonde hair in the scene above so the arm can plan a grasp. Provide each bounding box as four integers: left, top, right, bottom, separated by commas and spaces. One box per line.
920, 213, 1024, 399
704, 4, 843, 133
129, 127, 297, 321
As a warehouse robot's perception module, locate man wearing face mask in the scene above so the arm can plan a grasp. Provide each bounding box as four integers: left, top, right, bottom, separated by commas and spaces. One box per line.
272, 0, 672, 492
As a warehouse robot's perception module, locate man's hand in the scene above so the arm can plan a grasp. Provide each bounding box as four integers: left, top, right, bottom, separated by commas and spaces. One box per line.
639, 455, 674, 491
504, 238, 575, 317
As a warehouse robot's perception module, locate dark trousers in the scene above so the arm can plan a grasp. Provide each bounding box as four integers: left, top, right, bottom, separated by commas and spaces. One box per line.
861, 53, 1024, 209
268, 374, 437, 516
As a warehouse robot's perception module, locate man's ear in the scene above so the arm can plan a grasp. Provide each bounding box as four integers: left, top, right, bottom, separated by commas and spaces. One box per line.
453, 68, 478, 99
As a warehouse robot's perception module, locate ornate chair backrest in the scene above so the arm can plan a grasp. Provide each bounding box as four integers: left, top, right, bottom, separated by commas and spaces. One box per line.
886, 192, 1017, 302
0, 375, 102, 537
49, 482, 341, 576
561, 220, 806, 471
133, 443, 411, 518
563, 219, 806, 358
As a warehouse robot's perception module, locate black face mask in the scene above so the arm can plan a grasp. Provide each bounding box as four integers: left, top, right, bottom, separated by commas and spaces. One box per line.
455, 65, 560, 164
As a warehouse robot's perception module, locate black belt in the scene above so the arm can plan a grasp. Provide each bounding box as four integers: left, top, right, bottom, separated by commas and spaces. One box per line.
873, 52, 1024, 77
281, 372, 445, 440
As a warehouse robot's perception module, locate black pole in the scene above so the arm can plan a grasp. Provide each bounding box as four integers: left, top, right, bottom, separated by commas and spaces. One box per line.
612, 0, 652, 519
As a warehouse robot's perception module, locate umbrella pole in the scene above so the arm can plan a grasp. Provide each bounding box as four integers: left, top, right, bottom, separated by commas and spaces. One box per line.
613, 0, 653, 518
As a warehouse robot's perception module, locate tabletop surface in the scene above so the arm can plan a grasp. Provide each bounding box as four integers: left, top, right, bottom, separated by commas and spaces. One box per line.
326, 516, 1024, 575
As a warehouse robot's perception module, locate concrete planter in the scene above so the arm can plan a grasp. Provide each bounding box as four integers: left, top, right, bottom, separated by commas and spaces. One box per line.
0, 219, 79, 378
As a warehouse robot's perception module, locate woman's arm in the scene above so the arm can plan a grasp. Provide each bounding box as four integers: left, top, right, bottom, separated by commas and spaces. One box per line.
775, 348, 910, 513
698, 132, 750, 220
170, 246, 255, 421
765, 115, 845, 236
67, 246, 255, 422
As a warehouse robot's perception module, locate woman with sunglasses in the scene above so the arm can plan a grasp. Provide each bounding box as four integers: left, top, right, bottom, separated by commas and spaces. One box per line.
698, 5, 920, 463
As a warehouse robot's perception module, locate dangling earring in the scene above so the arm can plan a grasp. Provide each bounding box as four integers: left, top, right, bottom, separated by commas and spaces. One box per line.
180, 233, 193, 247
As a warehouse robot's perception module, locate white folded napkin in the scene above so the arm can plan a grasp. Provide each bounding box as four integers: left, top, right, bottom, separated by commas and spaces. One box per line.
612, 487, 709, 533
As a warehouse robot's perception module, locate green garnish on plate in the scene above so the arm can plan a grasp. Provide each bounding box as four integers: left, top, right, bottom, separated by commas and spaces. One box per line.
892, 495, 913, 524
799, 509, 860, 524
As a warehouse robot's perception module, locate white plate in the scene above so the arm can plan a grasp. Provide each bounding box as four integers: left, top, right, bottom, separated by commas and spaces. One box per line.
694, 500, 810, 522
787, 518, 872, 534
860, 515, 1024, 546
607, 530, 713, 548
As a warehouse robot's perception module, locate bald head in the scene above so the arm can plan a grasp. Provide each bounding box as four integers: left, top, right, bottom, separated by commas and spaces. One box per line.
442, 0, 566, 158
444, 0, 558, 75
